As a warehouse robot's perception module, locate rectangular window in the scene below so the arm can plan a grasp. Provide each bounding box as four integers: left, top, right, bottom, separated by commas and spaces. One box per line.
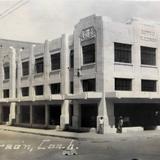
141, 80, 156, 92
22, 61, 29, 76
115, 78, 132, 91
114, 43, 131, 63
141, 46, 156, 65
3, 89, 9, 98
4, 65, 10, 80
35, 85, 43, 95
82, 79, 96, 92
70, 81, 73, 94
82, 44, 95, 64
21, 87, 29, 96
50, 83, 61, 94
35, 57, 44, 73
51, 53, 60, 70
70, 50, 74, 68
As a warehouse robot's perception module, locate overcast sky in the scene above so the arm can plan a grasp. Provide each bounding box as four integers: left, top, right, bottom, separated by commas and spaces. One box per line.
0, 0, 160, 42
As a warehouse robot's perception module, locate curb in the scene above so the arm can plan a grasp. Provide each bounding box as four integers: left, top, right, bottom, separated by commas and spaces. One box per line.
0, 128, 81, 140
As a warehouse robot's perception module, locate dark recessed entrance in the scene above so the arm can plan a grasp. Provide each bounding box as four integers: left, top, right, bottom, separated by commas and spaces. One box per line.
2, 106, 10, 122
114, 103, 160, 128
20, 105, 30, 124
49, 105, 61, 125
69, 104, 73, 126
81, 104, 97, 128
33, 105, 45, 124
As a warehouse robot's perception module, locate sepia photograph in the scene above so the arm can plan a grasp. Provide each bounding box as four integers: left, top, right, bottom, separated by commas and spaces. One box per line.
0, 0, 160, 159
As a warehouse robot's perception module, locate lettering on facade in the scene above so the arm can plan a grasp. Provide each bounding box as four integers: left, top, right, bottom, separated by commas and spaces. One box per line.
140, 29, 157, 42
80, 27, 96, 42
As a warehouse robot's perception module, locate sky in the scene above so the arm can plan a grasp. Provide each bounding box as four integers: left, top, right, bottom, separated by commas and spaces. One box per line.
0, 0, 160, 42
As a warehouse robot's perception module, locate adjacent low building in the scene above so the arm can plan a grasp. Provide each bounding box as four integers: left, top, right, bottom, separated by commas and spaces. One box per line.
0, 15, 160, 133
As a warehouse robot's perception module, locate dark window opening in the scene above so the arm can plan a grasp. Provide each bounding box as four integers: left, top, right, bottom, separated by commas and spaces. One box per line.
22, 61, 29, 76
141, 80, 156, 92
20, 105, 30, 123
50, 83, 61, 94
51, 53, 60, 70
33, 105, 45, 124
70, 81, 73, 94
3, 89, 9, 98
35, 57, 44, 73
21, 87, 29, 96
69, 104, 73, 126
82, 44, 95, 64
81, 104, 97, 128
141, 46, 156, 65
115, 78, 132, 91
114, 42, 131, 63
2, 106, 9, 122
35, 85, 43, 95
49, 105, 61, 125
70, 50, 74, 68
4, 65, 10, 80
82, 79, 96, 92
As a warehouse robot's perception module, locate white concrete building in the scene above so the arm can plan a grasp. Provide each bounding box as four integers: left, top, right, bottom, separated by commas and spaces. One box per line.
0, 15, 160, 133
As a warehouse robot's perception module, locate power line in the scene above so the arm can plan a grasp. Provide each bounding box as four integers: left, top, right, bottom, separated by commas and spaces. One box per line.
0, 0, 26, 16
0, 0, 29, 19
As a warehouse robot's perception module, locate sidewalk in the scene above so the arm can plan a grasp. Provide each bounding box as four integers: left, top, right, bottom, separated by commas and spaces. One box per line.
0, 125, 160, 140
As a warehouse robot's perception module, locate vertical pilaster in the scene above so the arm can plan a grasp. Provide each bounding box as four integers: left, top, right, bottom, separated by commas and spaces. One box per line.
98, 96, 116, 133
132, 43, 141, 93
60, 34, 70, 130
29, 45, 36, 100
0, 54, 3, 98
17, 50, 22, 100
44, 40, 51, 99
9, 47, 16, 125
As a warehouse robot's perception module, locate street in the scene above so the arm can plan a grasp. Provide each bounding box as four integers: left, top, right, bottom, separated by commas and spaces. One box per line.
0, 130, 160, 160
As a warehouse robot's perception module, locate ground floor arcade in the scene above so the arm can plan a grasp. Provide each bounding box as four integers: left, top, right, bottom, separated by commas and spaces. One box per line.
0, 98, 160, 133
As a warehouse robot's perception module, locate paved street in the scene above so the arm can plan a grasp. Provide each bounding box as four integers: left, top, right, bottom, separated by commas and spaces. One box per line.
0, 130, 160, 160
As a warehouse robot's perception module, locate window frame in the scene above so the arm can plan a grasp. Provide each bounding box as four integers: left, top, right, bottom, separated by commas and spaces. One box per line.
21, 87, 29, 97
82, 78, 96, 92
141, 46, 156, 66
4, 64, 10, 80
114, 42, 132, 63
70, 50, 74, 68
22, 61, 29, 76
115, 78, 132, 91
35, 85, 44, 96
35, 57, 44, 74
3, 89, 9, 98
141, 79, 157, 92
50, 83, 61, 94
51, 52, 61, 71
82, 43, 96, 65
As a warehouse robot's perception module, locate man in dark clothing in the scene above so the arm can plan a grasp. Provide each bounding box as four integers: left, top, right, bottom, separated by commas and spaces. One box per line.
117, 116, 123, 133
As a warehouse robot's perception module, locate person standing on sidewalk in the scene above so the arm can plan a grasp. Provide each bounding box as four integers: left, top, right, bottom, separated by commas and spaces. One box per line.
98, 117, 104, 134
117, 116, 123, 133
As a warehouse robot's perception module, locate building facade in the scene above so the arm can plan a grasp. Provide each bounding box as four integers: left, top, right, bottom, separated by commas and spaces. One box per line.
0, 15, 160, 133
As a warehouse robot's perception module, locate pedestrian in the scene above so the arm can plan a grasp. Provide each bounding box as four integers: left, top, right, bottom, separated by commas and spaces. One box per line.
117, 116, 123, 133
98, 117, 104, 134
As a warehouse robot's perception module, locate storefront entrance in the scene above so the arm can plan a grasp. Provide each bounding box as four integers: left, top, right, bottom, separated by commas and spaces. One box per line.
114, 103, 160, 128
2, 106, 10, 123
49, 105, 61, 125
81, 104, 97, 128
